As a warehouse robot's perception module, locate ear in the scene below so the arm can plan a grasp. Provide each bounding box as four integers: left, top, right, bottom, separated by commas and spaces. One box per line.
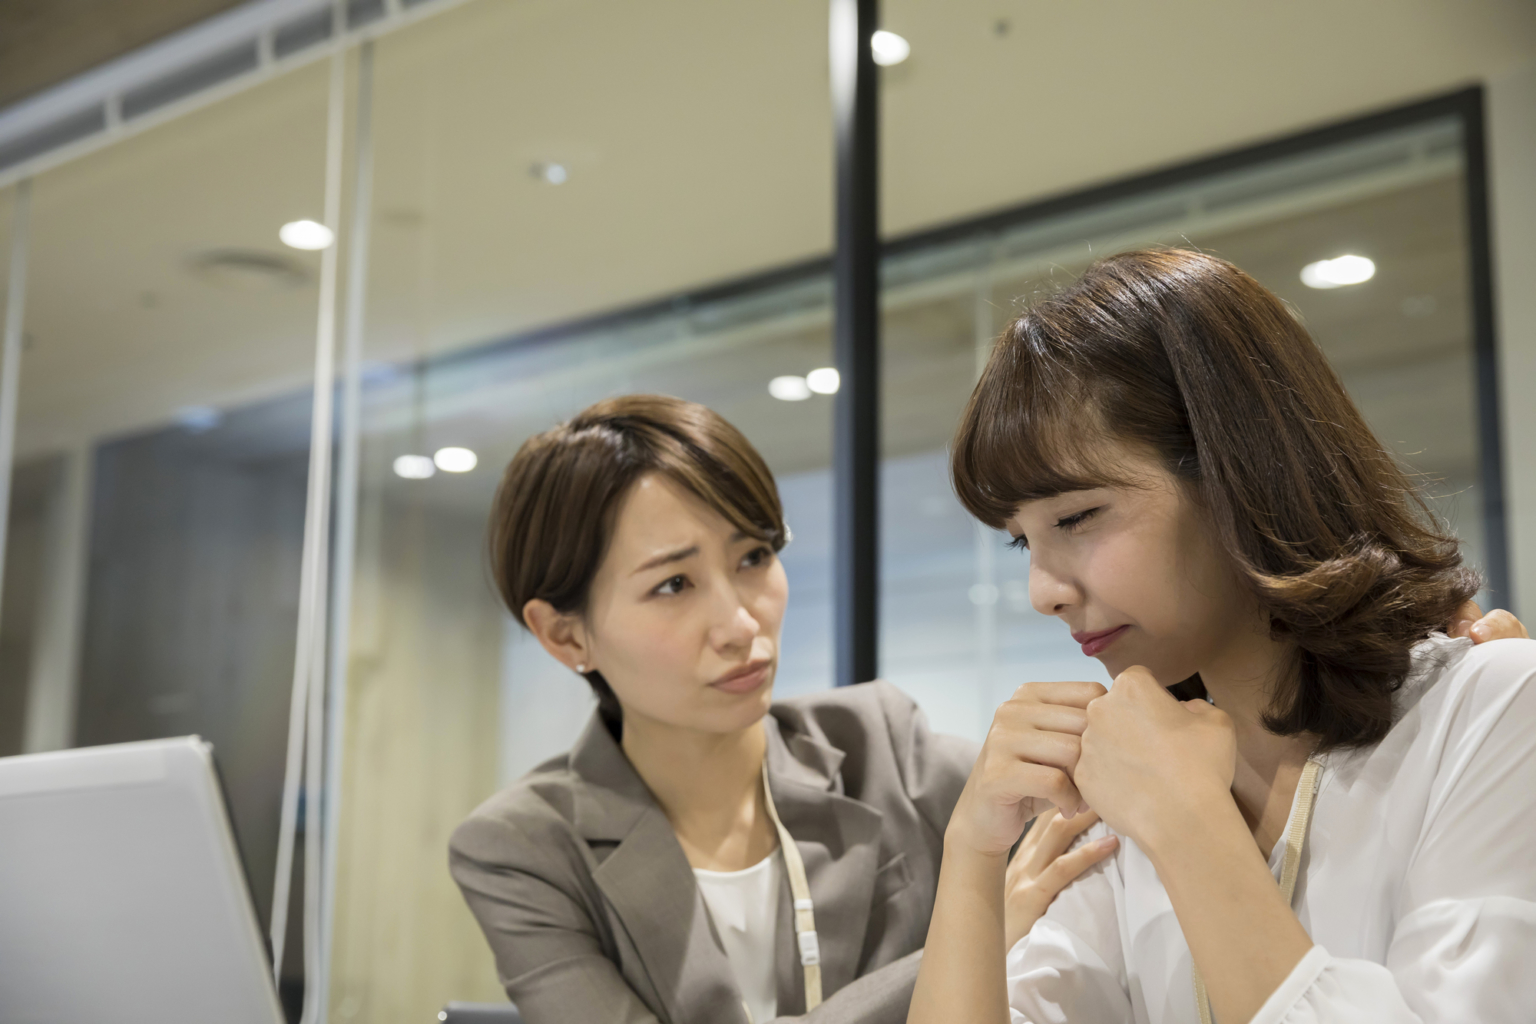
523, 598, 592, 673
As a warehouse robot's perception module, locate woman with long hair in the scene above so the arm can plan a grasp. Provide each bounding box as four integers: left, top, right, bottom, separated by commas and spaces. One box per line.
449, 395, 1125, 1024
909, 249, 1534, 1023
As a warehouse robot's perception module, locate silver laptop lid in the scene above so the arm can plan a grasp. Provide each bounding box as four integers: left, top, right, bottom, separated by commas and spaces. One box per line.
0, 736, 286, 1024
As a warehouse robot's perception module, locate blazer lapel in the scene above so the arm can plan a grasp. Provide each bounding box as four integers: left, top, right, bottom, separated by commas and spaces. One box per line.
764, 715, 885, 1012
569, 713, 745, 1024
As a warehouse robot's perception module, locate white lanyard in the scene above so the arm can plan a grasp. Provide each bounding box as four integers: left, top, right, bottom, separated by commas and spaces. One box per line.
1193, 756, 1323, 1024
760, 758, 823, 1012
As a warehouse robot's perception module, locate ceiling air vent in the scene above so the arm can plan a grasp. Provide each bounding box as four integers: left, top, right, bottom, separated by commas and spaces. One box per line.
0, 0, 459, 185
122, 41, 262, 121
0, 106, 107, 173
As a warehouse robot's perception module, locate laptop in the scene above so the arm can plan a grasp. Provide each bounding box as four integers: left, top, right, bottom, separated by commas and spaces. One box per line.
0, 736, 287, 1024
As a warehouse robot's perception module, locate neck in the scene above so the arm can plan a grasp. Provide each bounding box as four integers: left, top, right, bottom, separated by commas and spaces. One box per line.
621, 710, 777, 870
1198, 632, 1316, 848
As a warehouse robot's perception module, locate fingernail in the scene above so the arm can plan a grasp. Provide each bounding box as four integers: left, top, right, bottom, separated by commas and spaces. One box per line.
1096, 836, 1118, 849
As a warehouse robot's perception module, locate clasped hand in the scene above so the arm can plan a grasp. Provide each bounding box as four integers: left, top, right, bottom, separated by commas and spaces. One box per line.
947, 669, 1237, 858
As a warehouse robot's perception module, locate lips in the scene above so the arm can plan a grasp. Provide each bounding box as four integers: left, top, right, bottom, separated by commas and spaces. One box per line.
1071, 625, 1129, 658
710, 661, 772, 695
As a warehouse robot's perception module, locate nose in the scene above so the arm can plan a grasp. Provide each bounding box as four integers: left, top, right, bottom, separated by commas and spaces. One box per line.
707, 580, 762, 653
1028, 551, 1080, 618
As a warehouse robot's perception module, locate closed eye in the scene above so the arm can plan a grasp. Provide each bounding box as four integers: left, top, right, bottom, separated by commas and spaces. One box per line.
1055, 507, 1101, 532
1008, 534, 1030, 553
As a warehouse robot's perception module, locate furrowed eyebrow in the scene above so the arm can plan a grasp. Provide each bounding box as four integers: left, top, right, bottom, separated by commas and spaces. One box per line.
632, 545, 699, 575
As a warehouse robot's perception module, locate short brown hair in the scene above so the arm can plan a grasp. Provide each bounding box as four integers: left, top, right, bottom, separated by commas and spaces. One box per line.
952, 248, 1479, 750
489, 394, 787, 715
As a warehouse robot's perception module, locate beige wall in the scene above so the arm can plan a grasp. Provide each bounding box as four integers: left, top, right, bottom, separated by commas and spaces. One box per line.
327, 469, 508, 1022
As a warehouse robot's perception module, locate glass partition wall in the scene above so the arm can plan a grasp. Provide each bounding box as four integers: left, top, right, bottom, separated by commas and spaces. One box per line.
0, 60, 335, 1013
323, 94, 1500, 1022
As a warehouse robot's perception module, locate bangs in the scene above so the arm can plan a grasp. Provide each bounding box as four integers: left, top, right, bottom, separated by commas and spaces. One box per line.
951, 318, 1131, 529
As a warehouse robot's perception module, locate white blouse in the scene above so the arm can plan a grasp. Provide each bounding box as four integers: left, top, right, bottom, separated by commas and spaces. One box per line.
695, 853, 782, 1024
1006, 633, 1536, 1024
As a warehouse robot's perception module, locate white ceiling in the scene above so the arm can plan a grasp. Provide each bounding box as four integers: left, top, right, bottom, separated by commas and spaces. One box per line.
2, 0, 1533, 457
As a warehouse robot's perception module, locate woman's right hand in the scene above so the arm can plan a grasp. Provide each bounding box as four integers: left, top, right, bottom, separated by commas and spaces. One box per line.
945, 681, 1109, 857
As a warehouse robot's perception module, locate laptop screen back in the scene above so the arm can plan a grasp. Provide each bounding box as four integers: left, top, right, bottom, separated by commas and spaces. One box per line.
0, 736, 286, 1024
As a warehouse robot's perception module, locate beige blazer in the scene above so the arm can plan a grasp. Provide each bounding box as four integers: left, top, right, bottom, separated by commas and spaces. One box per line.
450, 681, 979, 1024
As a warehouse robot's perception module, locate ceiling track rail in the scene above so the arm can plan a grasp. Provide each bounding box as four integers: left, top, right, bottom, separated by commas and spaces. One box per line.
0, 0, 470, 191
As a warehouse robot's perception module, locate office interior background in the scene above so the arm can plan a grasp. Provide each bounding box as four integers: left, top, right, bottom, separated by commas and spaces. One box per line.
1, 0, 1534, 1021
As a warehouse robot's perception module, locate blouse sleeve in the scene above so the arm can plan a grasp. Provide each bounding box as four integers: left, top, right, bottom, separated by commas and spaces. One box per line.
1252, 639, 1536, 1024
1005, 823, 1134, 1024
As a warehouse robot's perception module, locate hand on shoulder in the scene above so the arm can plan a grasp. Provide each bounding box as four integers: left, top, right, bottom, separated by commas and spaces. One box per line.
1448, 601, 1528, 643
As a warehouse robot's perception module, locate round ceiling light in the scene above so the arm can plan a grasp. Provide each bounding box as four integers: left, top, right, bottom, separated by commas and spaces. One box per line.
871, 30, 911, 66
1300, 254, 1375, 289
279, 219, 335, 251
433, 446, 478, 473
532, 162, 570, 185
393, 454, 436, 479
806, 367, 840, 394
769, 375, 812, 401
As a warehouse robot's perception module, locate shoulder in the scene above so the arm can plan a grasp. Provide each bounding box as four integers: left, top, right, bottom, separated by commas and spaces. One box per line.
773, 681, 979, 804
449, 751, 584, 868
1405, 634, 1536, 748
1411, 634, 1536, 709
771, 679, 924, 744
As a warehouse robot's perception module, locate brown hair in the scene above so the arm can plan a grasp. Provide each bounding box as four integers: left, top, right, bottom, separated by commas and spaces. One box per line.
489, 394, 787, 717
952, 248, 1479, 750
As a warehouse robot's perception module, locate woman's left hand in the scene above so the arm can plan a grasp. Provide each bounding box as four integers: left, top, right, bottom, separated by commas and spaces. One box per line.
1449, 601, 1529, 642
1072, 666, 1237, 850
1004, 808, 1119, 949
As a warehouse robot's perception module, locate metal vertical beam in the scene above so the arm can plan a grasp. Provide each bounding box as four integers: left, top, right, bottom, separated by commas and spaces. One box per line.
0, 180, 31, 634
1460, 88, 1513, 611
971, 255, 998, 730
829, 0, 879, 686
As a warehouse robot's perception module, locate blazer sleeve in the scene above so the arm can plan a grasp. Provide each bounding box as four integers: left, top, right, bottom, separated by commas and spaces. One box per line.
450, 812, 663, 1024
765, 950, 922, 1024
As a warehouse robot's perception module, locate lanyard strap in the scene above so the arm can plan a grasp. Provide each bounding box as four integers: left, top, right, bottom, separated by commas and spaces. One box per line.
760, 759, 823, 1011
1193, 756, 1323, 1024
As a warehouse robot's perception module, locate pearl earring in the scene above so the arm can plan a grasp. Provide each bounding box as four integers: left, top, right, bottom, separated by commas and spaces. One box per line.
575, 663, 587, 674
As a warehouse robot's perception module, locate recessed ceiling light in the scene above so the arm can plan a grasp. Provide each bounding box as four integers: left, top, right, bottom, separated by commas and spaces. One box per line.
871, 30, 911, 66
769, 375, 812, 401
1300, 254, 1374, 289
433, 446, 478, 473
279, 219, 335, 251
532, 162, 569, 185
806, 367, 840, 394
393, 454, 436, 479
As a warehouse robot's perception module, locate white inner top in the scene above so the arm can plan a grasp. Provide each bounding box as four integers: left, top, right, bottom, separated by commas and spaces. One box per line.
1005, 633, 1536, 1024
694, 853, 782, 1024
